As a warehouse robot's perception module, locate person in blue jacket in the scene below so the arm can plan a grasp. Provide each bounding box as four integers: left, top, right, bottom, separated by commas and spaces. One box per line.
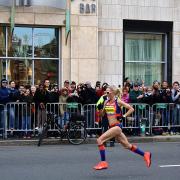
0, 79, 10, 129
0, 79, 10, 104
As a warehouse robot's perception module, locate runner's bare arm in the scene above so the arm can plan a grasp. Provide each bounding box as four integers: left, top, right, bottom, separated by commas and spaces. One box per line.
117, 99, 134, 117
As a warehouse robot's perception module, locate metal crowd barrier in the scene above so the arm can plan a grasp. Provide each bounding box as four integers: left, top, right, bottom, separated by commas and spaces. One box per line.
83, 104, 101, 130
123, 103, 151, 136
5, 102, 83, 134
6, 103, 35, 136
45, 103, 82, 130
1, 102, 180, 138
151, 103, 180, 134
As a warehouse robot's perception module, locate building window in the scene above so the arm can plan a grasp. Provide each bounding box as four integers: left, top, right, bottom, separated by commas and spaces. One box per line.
34, 59, 58, 85
0, 25, 59, 86
34, 28, 58, 58
8, 27, 32, 57
125, 33, 166, 85
0, 59, 6, 79
7, 59, 32, 85
0, 26, 6, 57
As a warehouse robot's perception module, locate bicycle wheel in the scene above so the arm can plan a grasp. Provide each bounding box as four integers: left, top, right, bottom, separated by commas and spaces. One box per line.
37, 123, 48, 147
67, 122, 87, 145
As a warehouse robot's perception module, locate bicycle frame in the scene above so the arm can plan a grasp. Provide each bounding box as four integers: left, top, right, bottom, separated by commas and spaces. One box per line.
37, 111, 87, 146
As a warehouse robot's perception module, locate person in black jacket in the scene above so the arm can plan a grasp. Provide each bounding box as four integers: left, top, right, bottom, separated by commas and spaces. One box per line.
143, 87, 153, 105
160, 81, 172, 103
81, 81, 98, 137
76, 83, 85, 105
151, 81, 170, 133
48, 84, 60, 103
19, 88, 33, 138
47, 84, 60, 134
33, 83, 49, 130
151, 81, 163, 104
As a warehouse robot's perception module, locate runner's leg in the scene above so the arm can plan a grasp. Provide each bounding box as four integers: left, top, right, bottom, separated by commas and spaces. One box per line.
116, 128, 151, 168
93, 126, 121, 170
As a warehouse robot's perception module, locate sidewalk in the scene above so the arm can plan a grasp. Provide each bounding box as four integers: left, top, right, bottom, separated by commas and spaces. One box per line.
0, 135, 180, 146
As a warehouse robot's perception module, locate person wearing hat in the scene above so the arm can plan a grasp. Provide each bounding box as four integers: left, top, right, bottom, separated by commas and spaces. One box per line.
129, 83, 144, 103
0, 79, 10, 104
0, 79, 10, 129
129, 83, 144, 135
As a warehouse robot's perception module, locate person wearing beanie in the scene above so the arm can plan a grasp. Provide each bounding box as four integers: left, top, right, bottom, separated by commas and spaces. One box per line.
0, 79, 10, 104
0, 79, 10, 129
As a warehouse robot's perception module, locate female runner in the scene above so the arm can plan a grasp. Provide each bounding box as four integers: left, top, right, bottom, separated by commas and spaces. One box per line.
94, 85, 151, 170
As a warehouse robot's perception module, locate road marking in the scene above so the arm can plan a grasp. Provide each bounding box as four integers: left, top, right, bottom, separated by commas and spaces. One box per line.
160, 165, 180, 168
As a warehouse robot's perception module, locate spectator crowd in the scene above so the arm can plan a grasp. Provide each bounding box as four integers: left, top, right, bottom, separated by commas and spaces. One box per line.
0, 77, 180, 138
1, 78, 180, 106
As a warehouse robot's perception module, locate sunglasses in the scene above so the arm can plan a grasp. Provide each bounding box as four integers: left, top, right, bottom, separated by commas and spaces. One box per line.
2, 81, 8, 83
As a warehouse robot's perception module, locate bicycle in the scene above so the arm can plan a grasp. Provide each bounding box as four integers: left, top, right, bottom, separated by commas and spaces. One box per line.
37, 111, 87, 146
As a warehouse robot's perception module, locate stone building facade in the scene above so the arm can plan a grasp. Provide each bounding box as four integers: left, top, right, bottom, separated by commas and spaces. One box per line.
97, 0, 179, 86
0, 0, 180, 86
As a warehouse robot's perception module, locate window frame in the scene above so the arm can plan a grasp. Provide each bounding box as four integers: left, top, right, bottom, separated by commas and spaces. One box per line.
0, 25, 61, 86
124, 31, 168, 86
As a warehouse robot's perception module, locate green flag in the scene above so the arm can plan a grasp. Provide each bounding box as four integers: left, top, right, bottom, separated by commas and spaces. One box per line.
65, 0, 71, 45
10, 0, 15, 35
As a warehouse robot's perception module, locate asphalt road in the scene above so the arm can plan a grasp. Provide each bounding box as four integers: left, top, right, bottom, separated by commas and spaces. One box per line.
0, 142, 180, 180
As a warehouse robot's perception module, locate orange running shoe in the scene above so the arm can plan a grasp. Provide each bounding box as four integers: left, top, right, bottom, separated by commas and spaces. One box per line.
144, 152, 151, 168
93, 161, 109, 170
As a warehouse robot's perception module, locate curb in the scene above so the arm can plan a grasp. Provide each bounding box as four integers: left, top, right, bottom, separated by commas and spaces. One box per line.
127, 135, 180, 143
0, 135, 180, 146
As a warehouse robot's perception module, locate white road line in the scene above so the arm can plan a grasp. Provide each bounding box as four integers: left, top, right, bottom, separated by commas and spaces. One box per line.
160, 165, 180, 168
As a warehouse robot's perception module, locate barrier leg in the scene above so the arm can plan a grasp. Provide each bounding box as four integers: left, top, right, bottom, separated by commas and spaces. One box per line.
149, 107, 153, 136
4, 108, 7, 139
